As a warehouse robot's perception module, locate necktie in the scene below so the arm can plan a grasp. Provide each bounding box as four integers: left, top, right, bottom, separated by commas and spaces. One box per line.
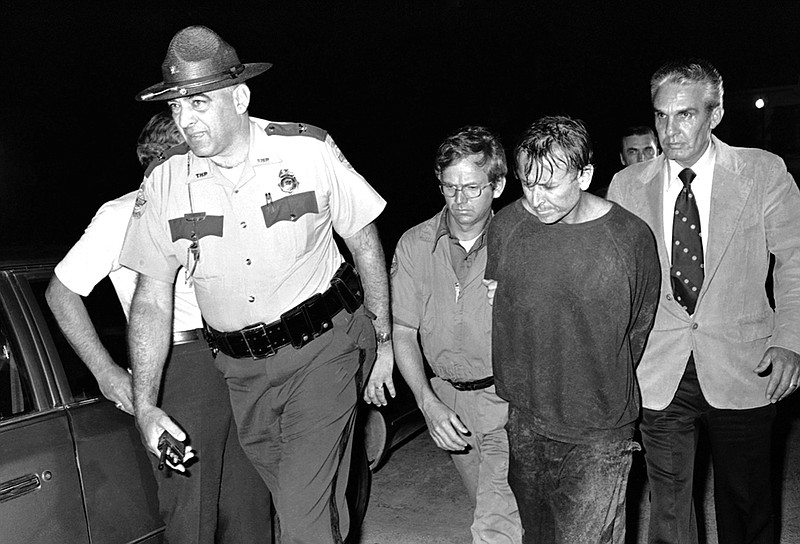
671, 168, 703, 314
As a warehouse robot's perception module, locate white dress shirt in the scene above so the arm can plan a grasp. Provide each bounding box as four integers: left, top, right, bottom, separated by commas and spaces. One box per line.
662, 142, 716, 263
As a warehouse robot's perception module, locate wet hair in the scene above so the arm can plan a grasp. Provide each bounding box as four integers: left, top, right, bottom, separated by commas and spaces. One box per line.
650, 58, 724, 114
514, 115, 593, 185
135, 110, 184, 169
434, 125, 507, 186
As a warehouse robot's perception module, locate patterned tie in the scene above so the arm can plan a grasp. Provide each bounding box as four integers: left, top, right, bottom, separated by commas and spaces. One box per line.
671, 168, 704, 314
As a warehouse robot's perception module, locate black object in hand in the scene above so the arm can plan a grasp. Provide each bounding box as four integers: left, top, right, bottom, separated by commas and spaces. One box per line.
157, 430, 185, 470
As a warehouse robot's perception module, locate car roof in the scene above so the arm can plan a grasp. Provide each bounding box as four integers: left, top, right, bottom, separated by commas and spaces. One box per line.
0, 245, 66, 272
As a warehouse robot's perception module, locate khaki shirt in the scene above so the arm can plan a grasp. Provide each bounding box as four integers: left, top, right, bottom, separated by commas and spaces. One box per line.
120, 118, 385, 331
391, 208, 493, 382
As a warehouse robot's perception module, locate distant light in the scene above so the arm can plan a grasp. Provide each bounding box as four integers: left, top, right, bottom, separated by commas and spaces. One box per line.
755, 98, 766, 109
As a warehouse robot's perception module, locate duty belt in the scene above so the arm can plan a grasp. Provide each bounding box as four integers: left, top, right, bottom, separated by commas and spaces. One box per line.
204, 262, 363, 359
444, 375, 495, 391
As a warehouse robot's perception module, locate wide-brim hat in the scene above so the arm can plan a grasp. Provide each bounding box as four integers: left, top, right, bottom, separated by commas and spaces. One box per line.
136, 25, 272, 102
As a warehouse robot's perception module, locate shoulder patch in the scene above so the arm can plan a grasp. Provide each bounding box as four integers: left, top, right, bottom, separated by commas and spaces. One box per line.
326, 135, 354, 170
132, 181, 148, 218
143, 142, 190, 178
265, 122, 328, 141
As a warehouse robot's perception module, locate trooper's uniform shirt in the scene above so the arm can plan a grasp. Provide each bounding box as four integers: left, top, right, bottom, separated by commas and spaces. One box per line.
55, 191, 202, 332
120, 117, 385, 331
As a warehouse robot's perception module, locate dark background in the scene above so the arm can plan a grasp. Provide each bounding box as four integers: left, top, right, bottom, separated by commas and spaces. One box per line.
2, 1, 800, 257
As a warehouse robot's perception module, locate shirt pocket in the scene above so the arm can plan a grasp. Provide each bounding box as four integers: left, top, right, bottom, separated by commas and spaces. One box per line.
169, 214, 225, 280
261, 191, 319, 258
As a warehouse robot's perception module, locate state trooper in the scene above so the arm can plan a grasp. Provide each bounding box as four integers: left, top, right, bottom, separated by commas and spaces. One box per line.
120, 25, 395, 544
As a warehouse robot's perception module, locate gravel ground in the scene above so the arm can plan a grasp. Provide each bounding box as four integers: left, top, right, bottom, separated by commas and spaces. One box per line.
358, 396, 800, 544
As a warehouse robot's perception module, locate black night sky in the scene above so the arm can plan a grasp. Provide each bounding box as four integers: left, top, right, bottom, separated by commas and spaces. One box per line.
2, 1, 800, 257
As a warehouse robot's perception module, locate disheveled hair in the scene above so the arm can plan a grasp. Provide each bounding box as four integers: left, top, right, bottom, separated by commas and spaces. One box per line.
514, 115, 593, 185
136, 110, 184, 169
434, 126, 507, 186
650, 58, 724, 114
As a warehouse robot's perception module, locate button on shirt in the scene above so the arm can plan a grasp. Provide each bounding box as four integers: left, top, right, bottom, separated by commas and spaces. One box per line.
662, 142, 716, 263
120, 118, 386, 331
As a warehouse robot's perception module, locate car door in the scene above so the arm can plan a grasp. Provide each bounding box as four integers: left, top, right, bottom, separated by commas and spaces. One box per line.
0, 266, 90, 544
20, 265, 164, 544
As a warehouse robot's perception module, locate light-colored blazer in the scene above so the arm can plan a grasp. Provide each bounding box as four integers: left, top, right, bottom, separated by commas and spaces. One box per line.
607, 136, 800, 410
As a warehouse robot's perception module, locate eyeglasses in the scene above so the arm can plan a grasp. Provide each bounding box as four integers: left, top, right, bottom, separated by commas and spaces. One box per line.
439, 182, 492, 199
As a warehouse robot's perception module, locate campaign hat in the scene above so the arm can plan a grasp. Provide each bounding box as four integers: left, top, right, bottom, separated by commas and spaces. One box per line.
136, 25, 272, 101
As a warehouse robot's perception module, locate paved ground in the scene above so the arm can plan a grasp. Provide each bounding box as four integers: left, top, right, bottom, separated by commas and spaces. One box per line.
358, 394, 800, 543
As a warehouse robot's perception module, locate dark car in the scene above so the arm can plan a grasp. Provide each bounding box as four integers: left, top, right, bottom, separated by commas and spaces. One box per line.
0, 257, 423, 543
0, 259, 163, 543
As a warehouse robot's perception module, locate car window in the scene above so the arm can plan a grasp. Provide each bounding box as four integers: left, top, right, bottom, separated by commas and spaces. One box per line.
28, 276, 129, 403
0, 316, 35, 420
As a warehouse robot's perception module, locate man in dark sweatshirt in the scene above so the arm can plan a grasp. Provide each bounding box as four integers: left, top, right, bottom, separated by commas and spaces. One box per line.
484, 115, 660, 544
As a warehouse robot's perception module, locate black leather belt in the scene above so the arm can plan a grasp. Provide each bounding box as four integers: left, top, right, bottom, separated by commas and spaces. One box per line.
172, 329, 199, 346
204, 262, 363, 359
444, 375, 495, 391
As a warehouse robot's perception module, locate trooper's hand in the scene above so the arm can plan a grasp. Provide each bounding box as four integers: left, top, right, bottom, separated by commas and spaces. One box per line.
135, 405, 195, 472
364, 344, 396, 406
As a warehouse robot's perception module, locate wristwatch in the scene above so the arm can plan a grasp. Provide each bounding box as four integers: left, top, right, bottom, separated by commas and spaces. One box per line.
375, 331, 392, 344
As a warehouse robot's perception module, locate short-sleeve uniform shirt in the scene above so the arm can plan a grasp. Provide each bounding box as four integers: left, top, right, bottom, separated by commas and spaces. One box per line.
120, 118, 386, 331
56, 191, 202, 332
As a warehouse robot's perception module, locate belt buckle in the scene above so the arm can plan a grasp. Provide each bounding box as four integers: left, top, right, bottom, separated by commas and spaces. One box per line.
241, 324, 276, 359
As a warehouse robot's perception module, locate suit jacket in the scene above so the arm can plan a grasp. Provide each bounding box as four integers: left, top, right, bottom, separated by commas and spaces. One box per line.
607, 136, 800, 410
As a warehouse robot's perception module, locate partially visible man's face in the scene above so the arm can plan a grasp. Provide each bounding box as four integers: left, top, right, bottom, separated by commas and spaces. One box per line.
653, 82, 723, 168
517, 152, 592, 225
168, 87, 242, 158
440, 156, 503, 236
620, 134, 658, 166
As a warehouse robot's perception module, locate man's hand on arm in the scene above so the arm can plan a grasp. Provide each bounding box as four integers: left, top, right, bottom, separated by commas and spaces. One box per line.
129, 274, 194, 471
755, 346, 800, 403
344, 222, 396, 406
482, 278, 498, 306
46, 275, 134, 414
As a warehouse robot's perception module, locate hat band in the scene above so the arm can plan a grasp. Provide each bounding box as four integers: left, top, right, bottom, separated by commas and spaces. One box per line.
140, 64, 247, 101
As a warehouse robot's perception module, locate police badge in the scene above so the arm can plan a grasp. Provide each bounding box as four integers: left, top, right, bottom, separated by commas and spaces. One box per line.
278, 168, 299, 193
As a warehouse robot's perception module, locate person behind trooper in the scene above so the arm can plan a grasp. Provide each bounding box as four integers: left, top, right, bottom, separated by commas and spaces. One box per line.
46, 110, 272, 543
120, 25, 395, 544
391, 126, 522, 544
484, 115, 660, 543
607, 58, 800, 544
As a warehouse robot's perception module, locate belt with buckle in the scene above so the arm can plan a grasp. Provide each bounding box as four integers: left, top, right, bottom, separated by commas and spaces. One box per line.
172, 329, 200, 346
204, 262, 363, 359
444, 375, 495, 391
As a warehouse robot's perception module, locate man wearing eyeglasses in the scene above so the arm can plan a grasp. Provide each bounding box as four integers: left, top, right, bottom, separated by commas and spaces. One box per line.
485, 116, 660, 543
391, 126, 521, 543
